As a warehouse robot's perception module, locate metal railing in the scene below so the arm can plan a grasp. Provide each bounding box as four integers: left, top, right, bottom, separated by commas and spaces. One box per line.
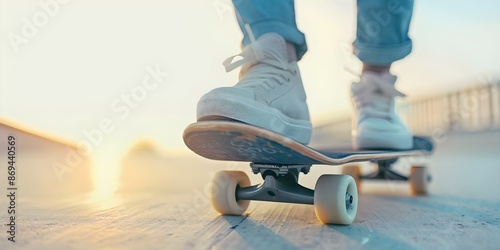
399, 80, 500, 136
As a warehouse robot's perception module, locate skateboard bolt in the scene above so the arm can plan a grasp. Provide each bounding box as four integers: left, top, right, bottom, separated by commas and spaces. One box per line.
345, 193, 353, 205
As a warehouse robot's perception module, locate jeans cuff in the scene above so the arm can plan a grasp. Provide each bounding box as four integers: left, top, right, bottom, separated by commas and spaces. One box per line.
353, 39, 412, 65
242, 20, 308, 60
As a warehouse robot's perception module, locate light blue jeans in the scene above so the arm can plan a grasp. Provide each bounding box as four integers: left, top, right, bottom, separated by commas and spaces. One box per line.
232, 0, 413, 65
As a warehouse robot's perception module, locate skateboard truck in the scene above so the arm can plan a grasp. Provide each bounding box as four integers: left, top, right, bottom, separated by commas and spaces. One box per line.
362, 159, 432, 183
363, 159, 409, 181
249, 163, 311, 176
236, 164, 315, 205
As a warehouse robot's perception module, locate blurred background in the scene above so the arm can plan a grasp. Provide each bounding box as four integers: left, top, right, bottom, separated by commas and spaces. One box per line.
0, 0, 499, 206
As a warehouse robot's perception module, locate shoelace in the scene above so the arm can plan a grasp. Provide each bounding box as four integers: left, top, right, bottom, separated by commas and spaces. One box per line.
222, 25, 294, 91
222, 40, 288, 72
353, 75, 405, 122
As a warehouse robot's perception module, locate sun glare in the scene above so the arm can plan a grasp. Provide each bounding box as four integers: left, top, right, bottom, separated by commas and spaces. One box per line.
89, 156, 121, 203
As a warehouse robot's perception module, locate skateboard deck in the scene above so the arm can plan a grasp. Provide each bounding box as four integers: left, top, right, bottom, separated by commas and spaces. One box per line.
183, 120, 434, 165
183, 120, 434, 225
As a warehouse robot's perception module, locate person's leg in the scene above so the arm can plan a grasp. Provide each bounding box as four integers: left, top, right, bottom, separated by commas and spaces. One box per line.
351, 0, 414, 150
197, 0, 312, 144
354, 0, 414, 70
233, 0, 307, 61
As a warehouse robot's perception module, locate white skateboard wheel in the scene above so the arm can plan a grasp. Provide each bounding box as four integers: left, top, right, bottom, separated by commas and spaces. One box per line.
409, 166, 429, 195
314, 174, 358, 225
210, 171, 251, 215
341, 165, 362, 192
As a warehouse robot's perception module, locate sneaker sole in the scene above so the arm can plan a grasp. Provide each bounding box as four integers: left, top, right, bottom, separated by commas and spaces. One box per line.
197, 93, 312, 144
353, 132, 413, 150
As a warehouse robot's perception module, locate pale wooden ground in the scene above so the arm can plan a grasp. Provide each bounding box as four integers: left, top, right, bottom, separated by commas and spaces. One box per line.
1, 130, 500, 249
3, 189, 500, 250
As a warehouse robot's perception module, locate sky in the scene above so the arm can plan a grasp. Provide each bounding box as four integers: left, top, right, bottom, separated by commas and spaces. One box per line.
1, 0, 499, 154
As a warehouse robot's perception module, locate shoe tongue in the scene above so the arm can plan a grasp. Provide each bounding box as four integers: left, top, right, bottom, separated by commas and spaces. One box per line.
232, 33, 290, 75
255, 33, 289, 63
362, 71, 397, 85
354, 71, 404, 97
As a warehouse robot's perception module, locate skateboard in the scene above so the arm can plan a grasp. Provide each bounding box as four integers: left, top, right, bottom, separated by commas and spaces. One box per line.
183, 120, 434, 225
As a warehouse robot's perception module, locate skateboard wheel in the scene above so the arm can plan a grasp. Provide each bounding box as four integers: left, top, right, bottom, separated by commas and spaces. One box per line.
341, 165, 361, 192
210, 171, 251, 215
409, 166, 429, 195
314, 174, 358, 225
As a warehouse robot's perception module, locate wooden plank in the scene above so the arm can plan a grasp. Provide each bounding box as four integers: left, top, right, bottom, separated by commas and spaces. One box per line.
2, 131, 500, 249
3, 190, 499, 250
212, 194, 500, 250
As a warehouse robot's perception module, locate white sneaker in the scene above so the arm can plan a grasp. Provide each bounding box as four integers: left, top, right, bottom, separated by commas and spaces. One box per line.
197, 33, 312, 144
351, 71, 413, 150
